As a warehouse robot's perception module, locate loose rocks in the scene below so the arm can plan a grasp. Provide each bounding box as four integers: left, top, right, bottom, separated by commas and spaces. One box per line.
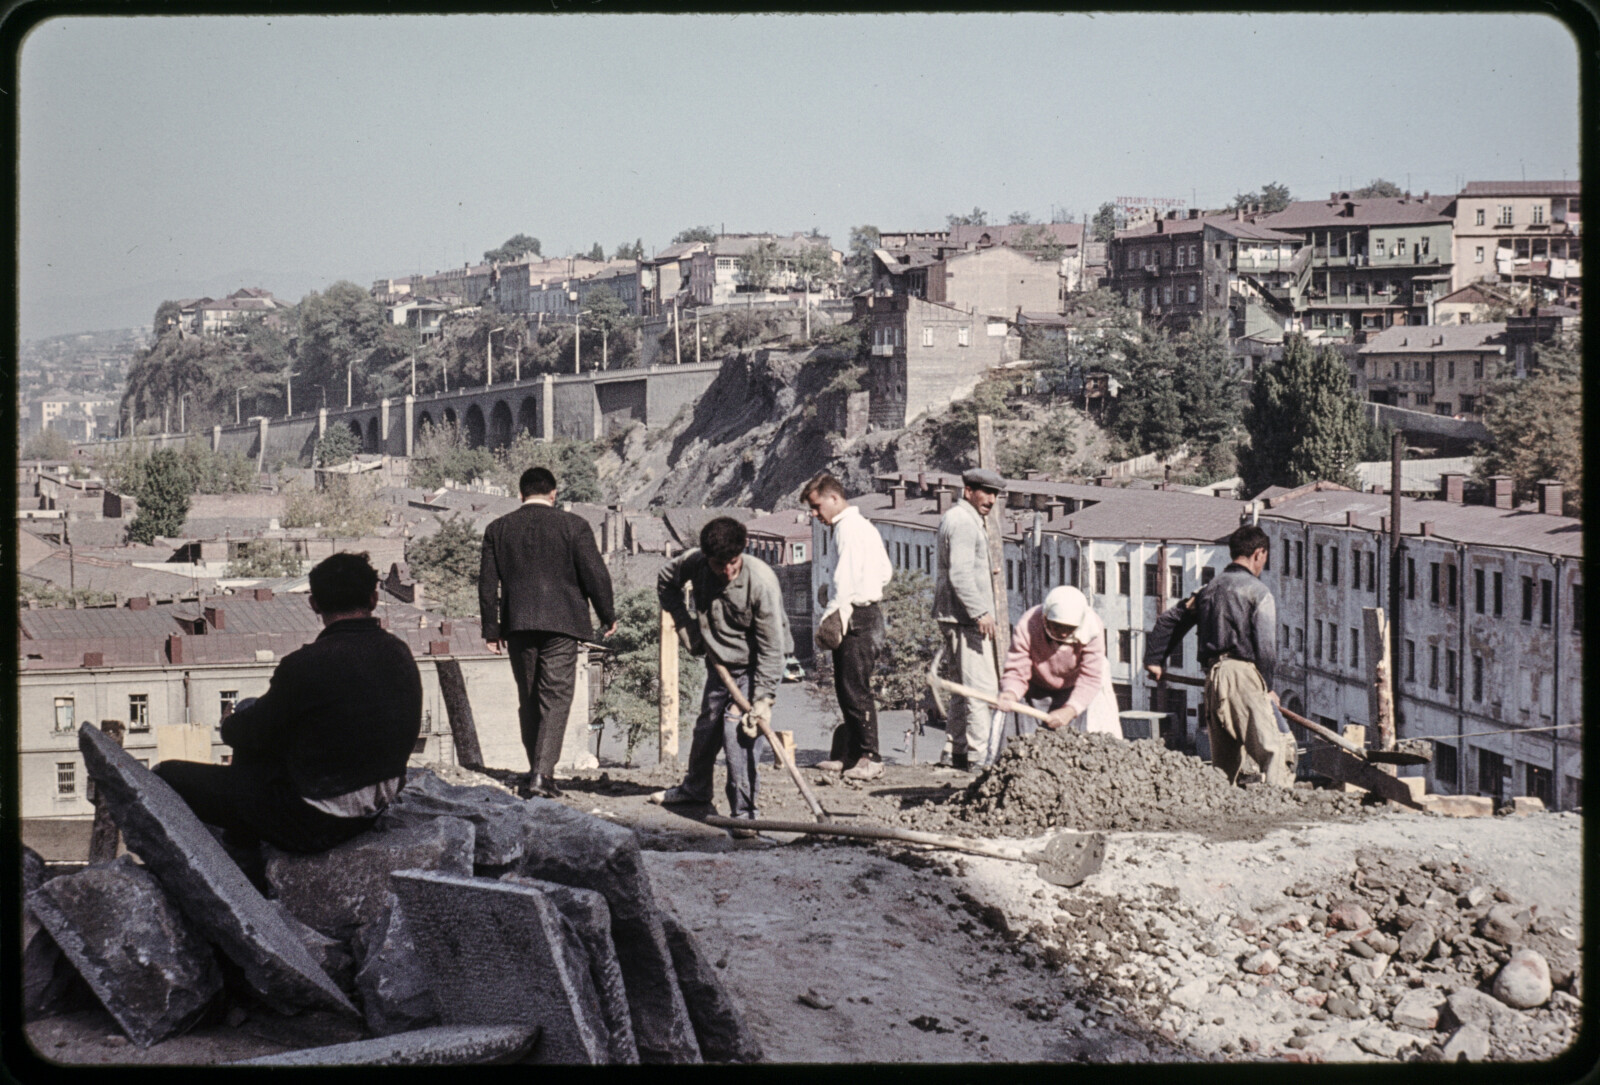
1492, 949, 1552, 1009
958, 731, 1364, 836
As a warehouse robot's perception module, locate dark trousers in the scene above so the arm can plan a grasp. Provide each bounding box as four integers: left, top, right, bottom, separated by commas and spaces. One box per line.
507, 630, 580, 777
830, 602, 884, 764
679, 665, 765, 820
153, 748, 375, 854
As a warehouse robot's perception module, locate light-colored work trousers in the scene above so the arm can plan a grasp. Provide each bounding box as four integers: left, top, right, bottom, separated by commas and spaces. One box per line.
939, 622, 998, 764
1204, 658, 1295, 788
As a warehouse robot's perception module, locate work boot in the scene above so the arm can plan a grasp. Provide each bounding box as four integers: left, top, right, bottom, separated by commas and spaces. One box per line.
843, 757, 884, 782
813, 759, 846, 772
952, 751, 970, 772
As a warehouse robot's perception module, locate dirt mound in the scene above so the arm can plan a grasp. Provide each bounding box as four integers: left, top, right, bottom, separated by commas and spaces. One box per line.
959, 732, 1369, 838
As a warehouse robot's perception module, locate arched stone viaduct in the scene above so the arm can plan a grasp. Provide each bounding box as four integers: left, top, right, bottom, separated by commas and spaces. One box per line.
207, 362, 722, 468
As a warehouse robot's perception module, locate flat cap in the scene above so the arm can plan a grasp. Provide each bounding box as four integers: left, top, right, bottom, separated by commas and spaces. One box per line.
962, 468, 1006, 492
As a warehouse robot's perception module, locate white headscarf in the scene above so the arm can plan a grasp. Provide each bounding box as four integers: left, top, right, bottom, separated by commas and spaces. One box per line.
1043, 586, 1089, 627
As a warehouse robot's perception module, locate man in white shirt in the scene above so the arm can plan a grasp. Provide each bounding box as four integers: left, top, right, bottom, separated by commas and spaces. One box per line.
803, 473, 894, 781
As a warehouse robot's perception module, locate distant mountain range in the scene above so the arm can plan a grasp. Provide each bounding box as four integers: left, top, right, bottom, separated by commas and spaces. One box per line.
22, 269, 350, 342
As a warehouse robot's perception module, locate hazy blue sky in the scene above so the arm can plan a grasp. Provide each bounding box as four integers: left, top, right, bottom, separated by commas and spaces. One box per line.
19, 12, 1582, 339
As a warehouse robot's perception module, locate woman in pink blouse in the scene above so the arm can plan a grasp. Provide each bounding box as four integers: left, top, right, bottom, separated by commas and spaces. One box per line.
996, 586, 1121, 738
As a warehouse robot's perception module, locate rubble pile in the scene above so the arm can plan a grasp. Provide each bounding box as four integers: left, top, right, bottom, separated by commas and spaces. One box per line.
1005, 845, 1581, 1062
22, 724, 760, 1065
961, 732, 1368, 836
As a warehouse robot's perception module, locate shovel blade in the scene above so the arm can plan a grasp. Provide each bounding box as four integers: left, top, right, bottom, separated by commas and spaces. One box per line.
1035, 831, 1106, 887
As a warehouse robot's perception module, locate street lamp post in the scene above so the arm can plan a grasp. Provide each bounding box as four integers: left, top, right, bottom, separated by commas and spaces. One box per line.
570, 291, 581, 373
346, 358, 354, 408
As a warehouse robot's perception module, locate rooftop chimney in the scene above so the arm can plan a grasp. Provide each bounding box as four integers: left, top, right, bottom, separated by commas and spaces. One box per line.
128, 596, 150, 611
1380, 516, 1391, 534
1489, 475, 1514, 510
1188, 208, 1201, 219
439, 621, 453, 637
167, 634, 185, 664
935, 488, 955, 514
203, 605, 225, 631
889, 484, 905, 510
1046, 501, 1065, 522
916, 470, 927, 495
1155, 219, 1164, 234
1420, 521, 1434, 538
1440, 473, 1465, 503
82, 651, 104, 669
1095, 475, 1113, 487
428, 640, 451, 656
1538, 479, 1564, 516
1345, 511, 1357, 526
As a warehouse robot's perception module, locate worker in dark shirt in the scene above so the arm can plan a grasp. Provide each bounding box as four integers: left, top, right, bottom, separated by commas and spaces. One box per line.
1143, 524, 1295, 788
155, 551, 423, 852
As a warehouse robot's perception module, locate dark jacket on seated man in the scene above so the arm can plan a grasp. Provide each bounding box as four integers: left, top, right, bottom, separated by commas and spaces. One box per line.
221, 617, 422, 800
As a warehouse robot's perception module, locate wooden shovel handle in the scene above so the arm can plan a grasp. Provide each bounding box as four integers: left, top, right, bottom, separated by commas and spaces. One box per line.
929, 674, 1055, 724
1279, 705, 1368, 758
709, 658, 829, 823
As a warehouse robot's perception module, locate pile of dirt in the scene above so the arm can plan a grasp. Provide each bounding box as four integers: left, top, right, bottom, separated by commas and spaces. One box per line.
958, 732, 1369, 837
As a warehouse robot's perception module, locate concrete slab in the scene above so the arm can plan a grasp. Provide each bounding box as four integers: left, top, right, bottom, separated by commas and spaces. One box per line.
264, 816, 475, 939
229, 1024, 538, 1066
1419, 794, 1495, 818
26, 856, 222, 1047
659, 910, 764, 1063
501, 874, 638, 1063
510, 799, 700, 1063
389, 869, 612, 1064
377, 770, 530, 867
76, 722, 357, 1018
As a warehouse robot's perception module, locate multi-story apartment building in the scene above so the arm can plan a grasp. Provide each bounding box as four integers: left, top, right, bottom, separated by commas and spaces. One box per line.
814, 472, 1246, 746
1354, 322, 1507, 418
195, 289, 291, 336
19, 589, 600, 822
492, 257, 607, 315
871, 242, 1062, 318
1253, 194, 1455, 341
638, 241, 707, 316
945, 223, 1089, 295
1108, 210, 1305, 337
1257, 477, 1581, 809
688, 234, 841, 307
854, 294, 1015, 429
1447, 181, 1581, 299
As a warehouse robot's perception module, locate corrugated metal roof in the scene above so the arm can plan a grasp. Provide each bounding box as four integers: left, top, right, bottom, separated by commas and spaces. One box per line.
1260, 489, 1580, 557
745, 509, 813, 540
1358, 323, 1507, 355
1352, 457, 1476, 494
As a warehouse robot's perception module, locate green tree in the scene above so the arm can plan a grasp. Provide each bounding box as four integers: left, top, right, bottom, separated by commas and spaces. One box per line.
406, 515, 484, 617
736, 240, 782, 292
580, 285, 637, 367
1172, 319, 1244, 479
177, 443, 257, 494
1012, 224, 1067, 263
127, 447, 191, 543
719, 309, 772, 350
1238, 334, 1366, 497
1007, 211, 1036, 225
1230, 182, 1293, 215
793, 243, 839, 292
484, 233, 542, 263
491, 432, 604, 504
22, 429, 72, 460
845, 225, 881, 293
1091, 202, 1117, 244
315, 425, 358, 467
295, 281, 391, 407
281, 474, 384, 536
614, 239, 645, 260
18, 583, 117, 609
874, 572, 938, 713
591, 588, 706, 762
1354, 179, 1404, 198
1106, 329, 1185, 457
946, 206, 989, 228
408, 420, 498, 490
931, 375, 1014, 467
583, 243, 606, 262
224, 540, 305, 578
673, 226, 717, 245
1478, 331, 1582, 516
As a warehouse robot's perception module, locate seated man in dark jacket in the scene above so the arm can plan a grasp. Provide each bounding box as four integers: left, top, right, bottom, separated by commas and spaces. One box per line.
155, 551, 423, 853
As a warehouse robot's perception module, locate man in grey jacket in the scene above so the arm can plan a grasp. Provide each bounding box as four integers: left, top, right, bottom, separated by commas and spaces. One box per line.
650, 516, 789, 834
1144, 523, 1295, 787
933, 468, 1005, 771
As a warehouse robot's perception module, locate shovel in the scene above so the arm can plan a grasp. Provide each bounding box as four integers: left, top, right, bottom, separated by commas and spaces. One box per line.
703, 815, 1107, 888
926, 645, 1057, 725
1281, 706, 1432, 766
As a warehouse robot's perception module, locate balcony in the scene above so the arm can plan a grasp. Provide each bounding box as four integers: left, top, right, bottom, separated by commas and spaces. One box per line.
870, 344, 895, 357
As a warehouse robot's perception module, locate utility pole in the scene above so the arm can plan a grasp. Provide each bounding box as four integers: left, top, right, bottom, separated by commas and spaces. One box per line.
487, 326, 503, 388
673, 301, 682, 365
601, 322, 608, 370
695, 307, 702, 364
572, 291, 581, 374
346, 357, 353, 408
235, 388, 241, 424
410, 341, 417, 397
1387, 431, 1405, 745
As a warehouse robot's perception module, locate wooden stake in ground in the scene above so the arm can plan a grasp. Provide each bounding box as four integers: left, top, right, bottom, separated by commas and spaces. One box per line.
87, 719, 126, 863
1363, 606, 1397, 776
974, 414, 1011, 692
659, 610, 679, 765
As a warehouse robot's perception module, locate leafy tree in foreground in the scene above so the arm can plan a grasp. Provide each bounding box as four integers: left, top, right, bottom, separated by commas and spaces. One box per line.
405, 514, 483, 618
590, 587, 705, 763
126, 447, 191, 544
1238, 334, 1366, 497
875, 572, 938, 715
1478, 332, 1582, 517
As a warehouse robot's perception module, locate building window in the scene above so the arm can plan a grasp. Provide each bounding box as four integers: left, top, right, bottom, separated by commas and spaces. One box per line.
1006, 559, 1015, 591
1095, 562, 1106, 595
1118, 562, 1130, 595
1282, 625, 1290, 650
793, 543, 805, 562
1350, 627, 1359, 667
1474, 246, 1485, 264
1498, 205, 1513, 226
128, 693, 150, 733
1493, 571, 1503, 616
1472, 654, 1484, 702
1294, 541, 1304, 579
1475, 568, 1486, 614
1478, 747, 1506, 802
1144, 563, 1160, 597
1127, 251, 1137, 269
1527, 764, 1552, 804
1446, 564, 1458, 608
1406, 557, 1416, 600
1532, 203, 1546, 225
1057, 556, 1065, 586
1446, 648, 1458, 695
1328, 624, 1338, 664
1447, 360, 1456, 380
1541, 579, 1552, 626
1375, 239, 1386, 258
1315, 544, 1324, 582
957, 326, 969, 347
1162, 285, 1172, 305
54, 696, 76, 733
1314, 621, 1324, 660
1117, 629, 1132, 664
1169, 565, 1182, 598
219, 690, 238, 720
1430, 562, 1441, 604
1330, 547, 1340, 587
1175, 247, 1184, 268
922, 326, 934, 348
1521, 576, 1535, 622
1429, 645, 1440, 689
1282, 539, 1291, 577
1405, 639, 1416, 682
1436, 743, 1458, 791
1475, 208, 1486, 227
57, 761, 76, 797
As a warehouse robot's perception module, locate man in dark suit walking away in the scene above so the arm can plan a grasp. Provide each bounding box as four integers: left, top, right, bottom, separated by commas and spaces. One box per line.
479, 466, 616, 800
